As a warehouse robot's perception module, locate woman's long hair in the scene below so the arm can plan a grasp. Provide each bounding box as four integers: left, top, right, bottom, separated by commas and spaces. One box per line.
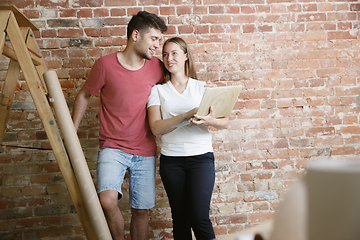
162, 37, 198, 83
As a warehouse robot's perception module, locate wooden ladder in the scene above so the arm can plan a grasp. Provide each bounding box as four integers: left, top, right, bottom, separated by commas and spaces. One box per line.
0, 4, 99, 239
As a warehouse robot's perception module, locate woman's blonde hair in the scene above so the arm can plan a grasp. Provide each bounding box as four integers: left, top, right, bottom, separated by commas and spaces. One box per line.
162, 37, 198, 83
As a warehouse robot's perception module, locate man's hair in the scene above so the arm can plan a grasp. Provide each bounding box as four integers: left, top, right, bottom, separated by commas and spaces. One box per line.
127, 11, 167, 39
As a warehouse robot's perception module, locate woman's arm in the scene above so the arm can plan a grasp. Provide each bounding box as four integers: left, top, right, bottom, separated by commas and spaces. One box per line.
148, 105, 198, 136
191, 106, 229, 129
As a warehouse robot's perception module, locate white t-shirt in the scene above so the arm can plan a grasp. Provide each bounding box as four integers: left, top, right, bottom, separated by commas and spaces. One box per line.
147, 78, 213, 156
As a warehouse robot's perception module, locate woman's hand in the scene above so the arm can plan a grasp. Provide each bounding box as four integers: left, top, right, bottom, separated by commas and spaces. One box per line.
191, 106, 229, 129
185, 107, 198, 120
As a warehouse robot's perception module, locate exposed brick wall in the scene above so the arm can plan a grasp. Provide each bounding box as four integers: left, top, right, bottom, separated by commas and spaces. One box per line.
1, 0, 360, 239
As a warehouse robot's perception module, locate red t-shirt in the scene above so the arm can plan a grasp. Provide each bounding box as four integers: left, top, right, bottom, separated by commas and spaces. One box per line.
85, 52, 164, 156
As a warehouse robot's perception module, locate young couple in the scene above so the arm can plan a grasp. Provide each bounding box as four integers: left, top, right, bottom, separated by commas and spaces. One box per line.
72, 11, 229, 240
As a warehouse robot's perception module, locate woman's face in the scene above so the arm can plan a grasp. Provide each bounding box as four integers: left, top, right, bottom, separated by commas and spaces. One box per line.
162, 42, 188, 75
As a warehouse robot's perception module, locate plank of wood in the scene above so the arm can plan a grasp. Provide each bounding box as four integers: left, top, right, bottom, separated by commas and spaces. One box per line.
196, 85, 242, 118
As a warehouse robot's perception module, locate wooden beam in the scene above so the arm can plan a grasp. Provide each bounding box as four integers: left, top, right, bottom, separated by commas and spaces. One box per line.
0, 59, 20, 145
25, 28, 48, 92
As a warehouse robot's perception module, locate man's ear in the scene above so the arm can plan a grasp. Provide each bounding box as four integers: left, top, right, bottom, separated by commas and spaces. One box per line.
132, 30, 140, 42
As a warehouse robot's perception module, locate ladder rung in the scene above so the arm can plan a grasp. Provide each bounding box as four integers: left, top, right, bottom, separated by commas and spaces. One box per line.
3, 42, 42, 66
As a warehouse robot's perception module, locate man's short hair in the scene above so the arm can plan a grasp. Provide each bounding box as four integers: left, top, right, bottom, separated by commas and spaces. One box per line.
127, 11, 167, 39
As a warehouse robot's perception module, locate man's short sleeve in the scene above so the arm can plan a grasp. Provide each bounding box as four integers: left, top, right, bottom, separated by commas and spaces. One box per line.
85, 59, 105, 96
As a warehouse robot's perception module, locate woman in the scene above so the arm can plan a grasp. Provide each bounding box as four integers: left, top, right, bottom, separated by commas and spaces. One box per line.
147, 37, 229, 239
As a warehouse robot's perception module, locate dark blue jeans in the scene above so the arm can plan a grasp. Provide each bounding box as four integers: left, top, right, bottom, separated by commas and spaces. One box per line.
160, 152, 216, 240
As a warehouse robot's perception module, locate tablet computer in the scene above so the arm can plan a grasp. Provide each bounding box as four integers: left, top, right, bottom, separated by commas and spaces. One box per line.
172, 85, 242, 128
196, 85, 242, 117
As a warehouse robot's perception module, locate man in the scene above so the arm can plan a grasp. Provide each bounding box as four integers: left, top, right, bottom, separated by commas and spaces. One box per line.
72, 11, 167, 240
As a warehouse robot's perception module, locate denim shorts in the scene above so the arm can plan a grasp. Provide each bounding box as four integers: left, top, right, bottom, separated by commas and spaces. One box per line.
96, 148, 156, 209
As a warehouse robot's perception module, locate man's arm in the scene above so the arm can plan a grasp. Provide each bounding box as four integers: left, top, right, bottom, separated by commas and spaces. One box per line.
72, 85, 91, 131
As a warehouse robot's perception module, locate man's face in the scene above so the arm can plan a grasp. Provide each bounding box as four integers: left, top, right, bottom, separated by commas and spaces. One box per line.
134, 28, 162, 60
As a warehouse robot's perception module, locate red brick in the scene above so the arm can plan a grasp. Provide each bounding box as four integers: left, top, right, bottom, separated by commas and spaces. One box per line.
209, 5, 225, 14
39, 163, 60, 173
319, 3, 333, 11
94, 9, 109, 17
74, 0, 102, 7
76, 9, 92, 18
214, 225, 228, 235
58, 29, 83, 38
38, 0, 69, 8
327, 12, 357, 21
255, 172, 272, 179
178, 25, 194, 34
241, 6, 256, 14
331, 147, 356, 155
249, 213, 275, 223
63, 59, 93, 68
110, 8, 126, 16
1, 0, 34, 7
36, 227, 73, 238
60, 9, 76, 17
243, 24, 256, 33
241, 174, 254, 181
259, 25, 273, 32
215, 214, 247, 225
127, 7, 143, 16
176, 5, 192, 15
233, 15, 256, 23
23, 10, 40, 18
236, 0, 265, 3
202, 15, 232, 24
37, 39, 60, 49
41, 29, 57, 38
106, 0, 136, 6
69, 49, 87, 58
350, 3, 360, 11
45, 59, 62, 69
210, 25, 227, 34
160, 6, 175, 15
0, 155, 12, 164
16, 217, 42, 228
328, 31, 357, 40
85, 28, 101, 37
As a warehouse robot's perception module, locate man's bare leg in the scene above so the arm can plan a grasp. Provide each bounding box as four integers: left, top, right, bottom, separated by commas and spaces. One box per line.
130, 208, 149, 240
99, 190, 124, 240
